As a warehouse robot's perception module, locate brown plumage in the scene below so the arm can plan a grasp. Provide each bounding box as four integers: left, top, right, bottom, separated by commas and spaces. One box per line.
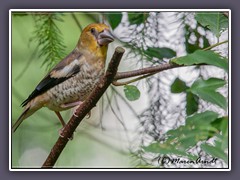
12, 23, 114, 133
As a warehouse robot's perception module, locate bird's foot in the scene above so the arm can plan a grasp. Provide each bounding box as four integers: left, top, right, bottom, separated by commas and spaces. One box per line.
73, 111, 79, 118
58, 127, 74, 140
73, 109, 91, 119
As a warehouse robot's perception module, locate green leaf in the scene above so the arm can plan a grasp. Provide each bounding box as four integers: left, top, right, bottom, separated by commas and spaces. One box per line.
171, 78, 188, 93
201, 143, 228, 163
105, 13, 122, 29
189, 78, 227, 110
217, 134, 228, 152
195, 12, 228, 38
186, 92, 199, 116
176, 128, 217, 149
167, 111, 218, 148
196, 90, 226, 110
128, 12, 149, 25
186, 111, 218, 126
144, 143, 197, 161
144, 111, 222, 162
211, 117, 228, 151
144, 47, 176, 60
191, 78, 226, 90
124, 85, 141, 101
171, 50, 228, 73
211, 116, 228, 134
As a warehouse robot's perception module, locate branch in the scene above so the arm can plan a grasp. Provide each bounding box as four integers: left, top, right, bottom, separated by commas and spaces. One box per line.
112, 72, 156, 86
203, 40, 228, 51
71, 13, 83, 32
114, 63, 181, 81
42, 47, 125, 168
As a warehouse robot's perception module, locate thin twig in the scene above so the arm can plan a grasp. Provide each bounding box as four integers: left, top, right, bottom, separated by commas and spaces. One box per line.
105, 92, 126, 129
112, 72, 157, 86
114, 63, 180, 81
42, 47, 125, 168
110, 86, 139, 119
71, 13, 83, 32
203, 40, 228, 51
15, 46, 38, 81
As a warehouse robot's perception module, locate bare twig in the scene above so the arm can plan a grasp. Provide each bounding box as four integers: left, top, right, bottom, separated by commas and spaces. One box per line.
15, 46, 38, 81
71, 13, 83, 32
203, 40, 228, 51
112, 72, 157, 86
114, 63, 181, 81
42, 47, 125, 168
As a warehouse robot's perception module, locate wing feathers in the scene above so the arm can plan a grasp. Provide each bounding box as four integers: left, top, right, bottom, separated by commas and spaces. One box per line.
21, 49, 82, 107
50, 59, 80, 78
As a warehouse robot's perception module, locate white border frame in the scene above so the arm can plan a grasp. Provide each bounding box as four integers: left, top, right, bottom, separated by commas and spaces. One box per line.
9, 9, 231, 171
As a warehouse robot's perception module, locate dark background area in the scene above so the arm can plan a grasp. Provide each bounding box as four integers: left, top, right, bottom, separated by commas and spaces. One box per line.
0, 0, 238, 179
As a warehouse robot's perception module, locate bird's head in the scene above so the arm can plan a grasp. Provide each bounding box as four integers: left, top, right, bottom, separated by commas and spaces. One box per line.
77, 23, 114, 59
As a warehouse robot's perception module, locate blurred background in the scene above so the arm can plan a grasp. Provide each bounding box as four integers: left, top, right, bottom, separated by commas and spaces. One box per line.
11, 11, 229, 168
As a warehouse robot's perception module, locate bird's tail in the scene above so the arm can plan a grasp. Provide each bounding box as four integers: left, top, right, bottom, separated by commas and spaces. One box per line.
12, 105, 39, 133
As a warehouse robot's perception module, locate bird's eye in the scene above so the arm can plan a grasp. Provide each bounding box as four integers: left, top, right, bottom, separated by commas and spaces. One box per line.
90, 28, 96, 34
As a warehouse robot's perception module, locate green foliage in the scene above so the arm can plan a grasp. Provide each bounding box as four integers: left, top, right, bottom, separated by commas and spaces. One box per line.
171, 77, 226, 115
144, 47, 176, 61
189, 78, 227, 110
128, 12, 149, 25
124, 85, 141, 101
186, 92, 199, 116
171, 50, 228, 72
31, 13, 66, 70
105, 13, 122, 29
171, 78, 199, 116
171, 78, 188, 93
201, 142, 228, 164
144, 143, 197, 161
195, 12, 228, 38
211, 116, 228, 135
144, 111, 228, 162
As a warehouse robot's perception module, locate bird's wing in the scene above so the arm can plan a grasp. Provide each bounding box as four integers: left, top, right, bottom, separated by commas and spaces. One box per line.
21, 49, 82, 107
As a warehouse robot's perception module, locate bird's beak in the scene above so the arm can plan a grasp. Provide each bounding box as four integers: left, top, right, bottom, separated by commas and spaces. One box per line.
97, 29, 114, 46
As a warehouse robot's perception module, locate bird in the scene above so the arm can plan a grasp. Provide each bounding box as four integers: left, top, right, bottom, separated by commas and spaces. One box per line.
12, 23, 114, 133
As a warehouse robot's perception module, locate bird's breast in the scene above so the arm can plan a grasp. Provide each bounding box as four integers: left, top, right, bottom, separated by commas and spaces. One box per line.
45, 64, 104, 111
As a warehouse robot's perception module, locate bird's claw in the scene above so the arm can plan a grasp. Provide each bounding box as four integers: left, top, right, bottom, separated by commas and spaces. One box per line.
73, 110, 91, 119
73, 112, 79, 118
58, 127, 74, 140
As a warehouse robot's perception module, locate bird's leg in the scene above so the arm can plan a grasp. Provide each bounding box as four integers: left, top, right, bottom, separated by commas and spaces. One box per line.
54, 111, 66, 127
60, 100, 84, 117
61, 100, 92, 118
54, 111, 73, 140
60, 101, 83, 109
